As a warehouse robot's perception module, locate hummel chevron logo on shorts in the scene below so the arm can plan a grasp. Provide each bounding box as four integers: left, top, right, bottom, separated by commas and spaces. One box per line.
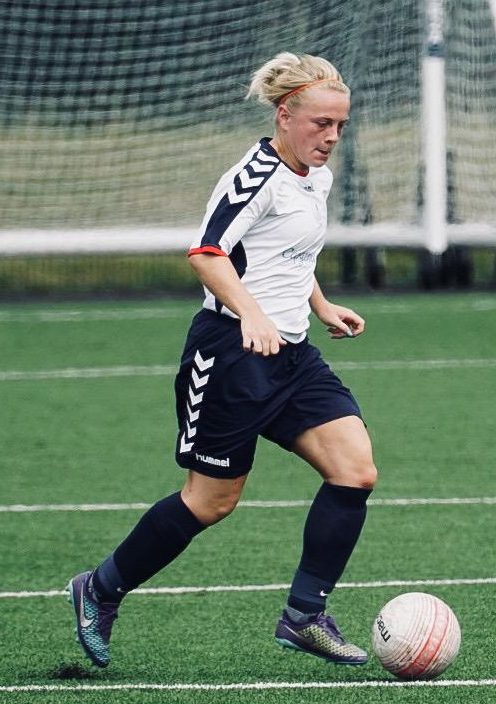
194, 349, 214, 372
227, 148, 278, 205
179, 350, 215, 453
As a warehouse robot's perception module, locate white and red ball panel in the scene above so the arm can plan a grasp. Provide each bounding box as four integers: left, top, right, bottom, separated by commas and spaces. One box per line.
372, 592, 461, 679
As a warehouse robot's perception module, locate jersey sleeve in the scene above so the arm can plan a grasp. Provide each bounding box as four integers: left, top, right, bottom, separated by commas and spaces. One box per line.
188, 145, 280, 257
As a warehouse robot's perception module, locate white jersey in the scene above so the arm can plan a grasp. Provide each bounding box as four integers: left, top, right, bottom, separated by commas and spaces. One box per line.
189, 138, 333, 340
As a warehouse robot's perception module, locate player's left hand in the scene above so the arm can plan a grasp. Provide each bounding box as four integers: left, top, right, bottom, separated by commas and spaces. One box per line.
318, 303, 365, 339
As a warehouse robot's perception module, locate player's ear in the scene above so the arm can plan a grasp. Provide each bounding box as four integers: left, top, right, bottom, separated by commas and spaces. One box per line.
275, 103, 292, 132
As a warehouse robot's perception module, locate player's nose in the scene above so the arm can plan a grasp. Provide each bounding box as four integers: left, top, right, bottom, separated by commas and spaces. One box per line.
324, 124, 340, 142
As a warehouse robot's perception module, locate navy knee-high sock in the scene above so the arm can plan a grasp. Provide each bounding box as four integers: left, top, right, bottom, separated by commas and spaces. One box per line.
92, 492, 205, 603
288, 483, 371, 614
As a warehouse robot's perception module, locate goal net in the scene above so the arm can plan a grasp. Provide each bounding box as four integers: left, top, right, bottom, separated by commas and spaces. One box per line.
0, 0, 495, 256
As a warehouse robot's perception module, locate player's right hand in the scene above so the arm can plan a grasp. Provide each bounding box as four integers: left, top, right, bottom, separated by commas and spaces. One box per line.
240, 312, 287, 356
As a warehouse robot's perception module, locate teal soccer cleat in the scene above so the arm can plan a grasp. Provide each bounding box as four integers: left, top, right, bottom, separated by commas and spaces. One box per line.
67, 571, 119, 668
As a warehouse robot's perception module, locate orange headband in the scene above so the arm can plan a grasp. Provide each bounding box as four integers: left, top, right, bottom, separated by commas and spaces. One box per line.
278, 77, 348, 104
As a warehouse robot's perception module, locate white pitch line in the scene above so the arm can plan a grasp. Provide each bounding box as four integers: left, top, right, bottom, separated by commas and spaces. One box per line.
0, 307, 192, 323
0, 365, 178, 381
339, 358, 496, 371
1, 358, 496, 382
1, 679, 495, 693
1, 497, 495, 513
2, 577, 495, 599
369, 496, 496, 506
0, 502, 153, 513
0, 297, 495, 323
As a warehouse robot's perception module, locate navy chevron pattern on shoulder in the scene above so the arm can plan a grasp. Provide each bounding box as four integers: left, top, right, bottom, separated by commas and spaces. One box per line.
200, 140, 280, 249
227, 147, 279, 204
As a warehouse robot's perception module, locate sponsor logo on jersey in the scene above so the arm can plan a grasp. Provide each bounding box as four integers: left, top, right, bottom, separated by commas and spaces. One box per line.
282, 246, 316, 267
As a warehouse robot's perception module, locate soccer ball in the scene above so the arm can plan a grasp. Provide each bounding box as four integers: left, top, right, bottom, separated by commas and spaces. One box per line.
371, 592, 461, 679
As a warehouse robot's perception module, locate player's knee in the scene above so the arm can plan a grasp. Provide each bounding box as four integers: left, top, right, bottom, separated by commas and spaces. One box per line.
197, 494, 240, 526
211, 497, 239, 523
358, 461, 378, 490
338, 458, 378, 491
182, 470, 247, 526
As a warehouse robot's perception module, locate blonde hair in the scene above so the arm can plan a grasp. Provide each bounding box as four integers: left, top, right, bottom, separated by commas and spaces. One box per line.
246, 52, 349, 108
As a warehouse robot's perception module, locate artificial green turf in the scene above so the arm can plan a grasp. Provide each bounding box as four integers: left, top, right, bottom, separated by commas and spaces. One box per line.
2, 293, 495, 371
2, 503, 496, 590
1, 292, 495, 505
1, 365, 493, 504
1, 587, 495, 703
1, 293, 495, 703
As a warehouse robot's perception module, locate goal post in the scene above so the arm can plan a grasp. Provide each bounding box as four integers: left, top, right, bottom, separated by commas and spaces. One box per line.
490, 0, 496, 31
422, 0, 447, 255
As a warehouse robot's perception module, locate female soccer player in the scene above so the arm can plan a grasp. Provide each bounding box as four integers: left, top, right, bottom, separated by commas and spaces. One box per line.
68, 52, 378, 669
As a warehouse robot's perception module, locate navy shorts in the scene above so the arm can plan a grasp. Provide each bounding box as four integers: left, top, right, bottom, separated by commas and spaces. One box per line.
174, 309, 362, 478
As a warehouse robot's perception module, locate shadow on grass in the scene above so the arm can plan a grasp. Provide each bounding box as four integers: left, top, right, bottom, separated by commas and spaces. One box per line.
49, 662, 101, 680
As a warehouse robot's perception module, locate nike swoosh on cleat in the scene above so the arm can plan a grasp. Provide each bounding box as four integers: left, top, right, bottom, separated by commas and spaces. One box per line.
79, 587, 94, 629
286, 625, 317, 644
319, 590, 329, 597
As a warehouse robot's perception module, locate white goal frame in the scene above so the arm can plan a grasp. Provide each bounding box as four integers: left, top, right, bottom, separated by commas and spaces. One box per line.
1, 0, 495, 258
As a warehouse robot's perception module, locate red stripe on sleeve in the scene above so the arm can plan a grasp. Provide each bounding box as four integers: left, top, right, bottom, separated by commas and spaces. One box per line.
188, 246, 228, 257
